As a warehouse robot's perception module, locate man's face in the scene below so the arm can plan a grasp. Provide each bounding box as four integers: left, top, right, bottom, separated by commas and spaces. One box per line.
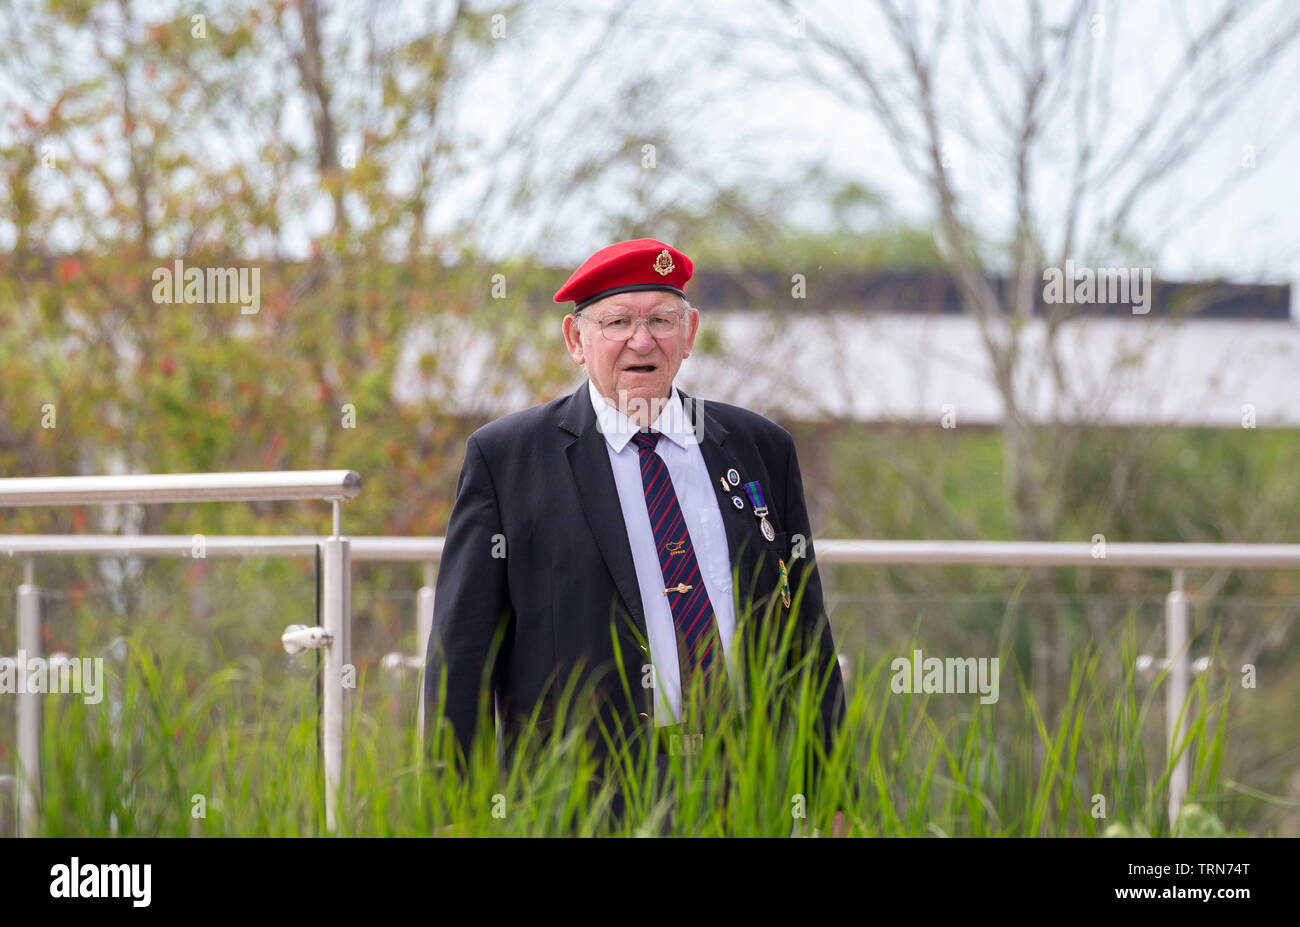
562, 290, 700, 411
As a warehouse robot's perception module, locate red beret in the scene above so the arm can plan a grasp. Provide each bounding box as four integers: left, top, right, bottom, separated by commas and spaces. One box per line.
553, 238, 693, 311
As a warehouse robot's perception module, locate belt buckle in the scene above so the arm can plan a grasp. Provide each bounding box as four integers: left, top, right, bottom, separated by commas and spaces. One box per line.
663, 729, 704, 757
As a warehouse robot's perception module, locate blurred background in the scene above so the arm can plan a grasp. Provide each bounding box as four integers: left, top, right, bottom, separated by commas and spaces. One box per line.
1, 0, 1298, 835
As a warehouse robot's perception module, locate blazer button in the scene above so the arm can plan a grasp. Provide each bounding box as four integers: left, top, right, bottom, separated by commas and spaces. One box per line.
638, 712, 649, 720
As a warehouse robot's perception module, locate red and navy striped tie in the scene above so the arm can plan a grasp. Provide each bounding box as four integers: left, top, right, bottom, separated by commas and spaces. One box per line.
630, 428, 728, 725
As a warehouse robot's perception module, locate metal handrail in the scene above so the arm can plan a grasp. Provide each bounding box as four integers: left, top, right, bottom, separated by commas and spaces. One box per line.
0, 535, 440, 560
1, 536, 321, 557
0, 471, 359, 838
4, 535, 1299, 567
0, 470, 360, 506
815, 539, 1300, 568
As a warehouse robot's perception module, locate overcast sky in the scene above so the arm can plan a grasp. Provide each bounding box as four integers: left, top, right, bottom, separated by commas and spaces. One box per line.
4, 0, 1297, 303
453, 0, 1300, 297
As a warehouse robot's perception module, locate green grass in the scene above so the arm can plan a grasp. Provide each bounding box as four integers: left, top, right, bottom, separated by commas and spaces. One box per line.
21, 604, 1250, 838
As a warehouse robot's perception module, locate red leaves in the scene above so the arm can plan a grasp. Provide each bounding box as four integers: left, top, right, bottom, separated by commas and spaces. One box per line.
58, 258, 82, 284
69, 581, 88, 613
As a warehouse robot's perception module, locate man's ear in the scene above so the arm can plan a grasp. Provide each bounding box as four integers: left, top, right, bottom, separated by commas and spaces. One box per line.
681, 306, 701, 358
562, 313, 585, 365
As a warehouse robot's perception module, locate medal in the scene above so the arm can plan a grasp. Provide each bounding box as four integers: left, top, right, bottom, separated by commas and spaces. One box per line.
743, 480, 776, 542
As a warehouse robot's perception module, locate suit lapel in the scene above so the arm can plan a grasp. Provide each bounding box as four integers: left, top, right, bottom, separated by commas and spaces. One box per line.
559, 383, 647, 641
679, 389, 759, 572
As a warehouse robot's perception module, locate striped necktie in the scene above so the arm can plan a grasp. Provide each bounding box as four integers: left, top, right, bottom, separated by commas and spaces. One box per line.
630, 428, 728, 726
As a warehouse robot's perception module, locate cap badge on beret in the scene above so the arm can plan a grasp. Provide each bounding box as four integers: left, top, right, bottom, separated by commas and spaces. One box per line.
653, 250, 675, 276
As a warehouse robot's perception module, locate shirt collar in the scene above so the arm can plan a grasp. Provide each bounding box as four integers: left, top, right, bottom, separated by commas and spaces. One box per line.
588, 379, 693, 453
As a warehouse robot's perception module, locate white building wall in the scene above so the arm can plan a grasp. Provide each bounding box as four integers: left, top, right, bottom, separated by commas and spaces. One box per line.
394, 312, 1300, 428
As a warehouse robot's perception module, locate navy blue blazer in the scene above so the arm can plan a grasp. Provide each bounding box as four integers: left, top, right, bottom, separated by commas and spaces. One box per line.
423, 380, 847, 775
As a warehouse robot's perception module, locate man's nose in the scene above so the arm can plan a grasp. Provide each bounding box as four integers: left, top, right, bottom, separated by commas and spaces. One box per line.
626, 322, 657, 350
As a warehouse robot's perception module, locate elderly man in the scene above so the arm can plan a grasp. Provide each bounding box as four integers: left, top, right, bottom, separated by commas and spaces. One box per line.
424, 238, 847, 828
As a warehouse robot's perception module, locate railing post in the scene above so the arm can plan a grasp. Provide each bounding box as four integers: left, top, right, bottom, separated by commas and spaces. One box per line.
1166, 568, 1190, 829
0, 774, 14, 835
416, 561, 435, 741
320, 501, 352, 834
16, 558, 41, 837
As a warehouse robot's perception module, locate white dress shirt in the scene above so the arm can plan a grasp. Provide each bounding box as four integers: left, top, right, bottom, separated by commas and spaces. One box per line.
587, 379, 737, 726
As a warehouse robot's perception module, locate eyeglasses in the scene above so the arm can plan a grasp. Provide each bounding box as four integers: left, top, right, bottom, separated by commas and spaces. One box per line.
576, 309, 686, 341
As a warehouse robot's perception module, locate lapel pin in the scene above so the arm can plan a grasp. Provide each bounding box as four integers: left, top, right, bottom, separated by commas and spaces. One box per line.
731, 495, 745, 510
726, 468, 740, 486
719, 475, 730, 492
